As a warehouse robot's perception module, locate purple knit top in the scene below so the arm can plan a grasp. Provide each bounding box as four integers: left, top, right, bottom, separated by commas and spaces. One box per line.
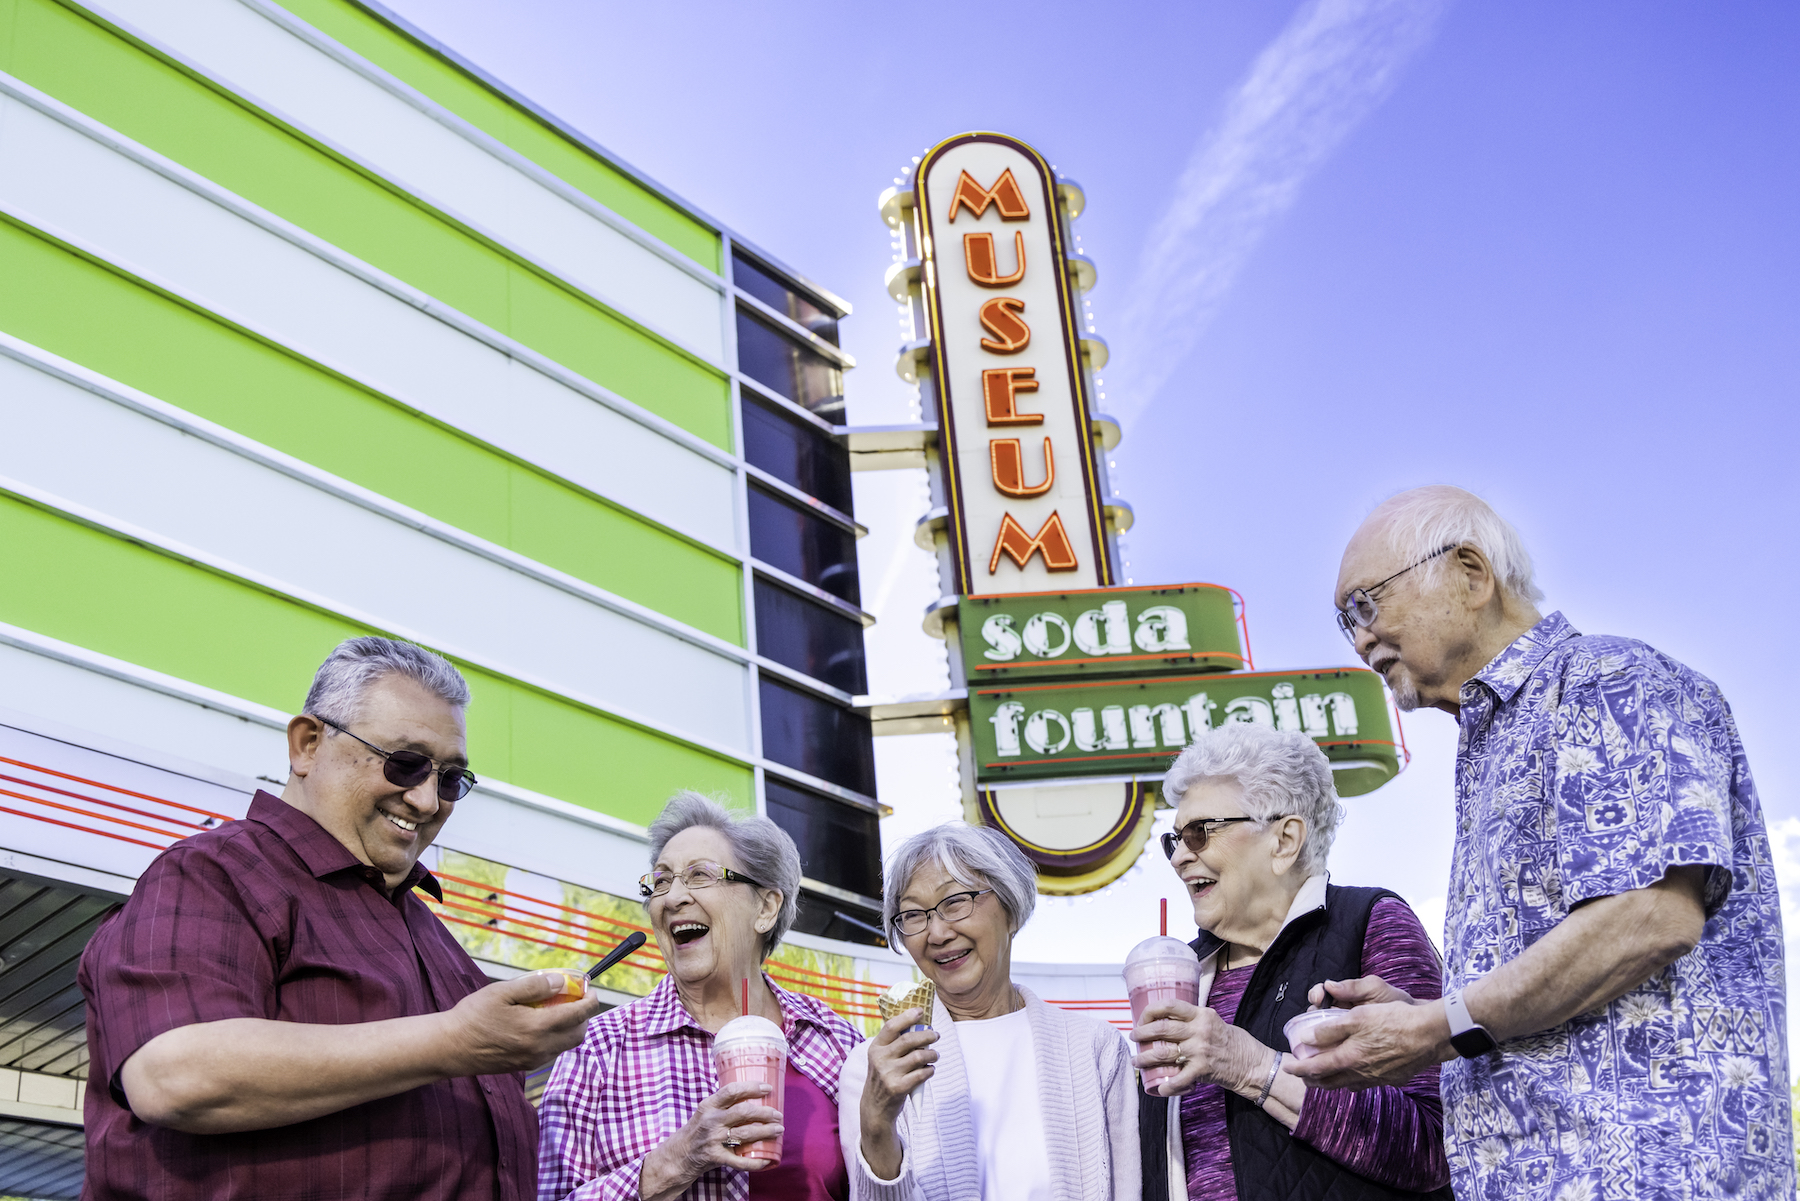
1179, 897, 1451, 1198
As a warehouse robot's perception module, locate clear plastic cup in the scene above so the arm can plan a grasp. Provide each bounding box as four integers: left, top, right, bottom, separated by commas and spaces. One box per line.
1123, 936, 1202, 1093
713, 1014, 788, 1164
1283, 1008, 1351, 1059
525, 969, 587, 1008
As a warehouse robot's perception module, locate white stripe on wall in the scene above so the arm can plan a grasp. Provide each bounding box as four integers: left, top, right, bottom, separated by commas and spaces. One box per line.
80, 0, 727, 364
0, 77, 740, 555
0, 351, 754, 756
0, 332, 749, 666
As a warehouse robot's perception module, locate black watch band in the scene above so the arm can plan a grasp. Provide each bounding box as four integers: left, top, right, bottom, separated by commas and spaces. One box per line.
1445, 988, 1497, 1058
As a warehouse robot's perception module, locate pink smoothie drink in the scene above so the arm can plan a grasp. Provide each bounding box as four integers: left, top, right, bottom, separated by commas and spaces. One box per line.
1123, 936, 1204, 1093
714, 1015, 788, 1164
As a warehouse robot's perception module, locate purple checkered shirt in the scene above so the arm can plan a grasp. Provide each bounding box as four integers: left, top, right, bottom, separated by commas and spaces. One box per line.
79, 790, 536, 1201
537, 973, 862, 1201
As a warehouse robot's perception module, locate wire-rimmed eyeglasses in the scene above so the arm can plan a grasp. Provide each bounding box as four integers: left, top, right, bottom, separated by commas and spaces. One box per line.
638, 861, 766, 900
890, 889, 994, 937
318, 716, 477, 802
1333, 543, 1459, 643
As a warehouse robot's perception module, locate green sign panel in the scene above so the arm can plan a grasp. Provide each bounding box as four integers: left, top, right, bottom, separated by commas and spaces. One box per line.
959, 583, 1244, 681
969, 667, 1399, 796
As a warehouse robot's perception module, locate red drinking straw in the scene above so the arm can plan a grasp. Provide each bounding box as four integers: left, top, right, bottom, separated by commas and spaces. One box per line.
1160, 897, 1167, 937
742, 977, 749, 1016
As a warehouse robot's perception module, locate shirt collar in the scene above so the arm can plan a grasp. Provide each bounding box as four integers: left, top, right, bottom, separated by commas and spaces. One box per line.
1468, 611, 1580, 705
634, 968, 845, 1040
244, 790, 443, 902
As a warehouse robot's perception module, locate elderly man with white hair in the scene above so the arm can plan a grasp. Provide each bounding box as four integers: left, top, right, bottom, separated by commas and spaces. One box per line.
1288, 485, 1791, 1200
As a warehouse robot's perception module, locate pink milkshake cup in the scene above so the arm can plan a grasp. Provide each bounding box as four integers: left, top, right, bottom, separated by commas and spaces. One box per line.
1124, 936, 1203, 1093
713, 1014, 788, 1165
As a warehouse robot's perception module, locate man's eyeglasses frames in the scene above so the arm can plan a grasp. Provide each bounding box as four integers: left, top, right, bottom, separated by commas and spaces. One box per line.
1333, 543, 1459, 643
317, 716, 477, 802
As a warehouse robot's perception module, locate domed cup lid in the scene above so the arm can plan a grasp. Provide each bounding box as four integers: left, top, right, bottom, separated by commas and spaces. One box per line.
715, 1014, 787, 1053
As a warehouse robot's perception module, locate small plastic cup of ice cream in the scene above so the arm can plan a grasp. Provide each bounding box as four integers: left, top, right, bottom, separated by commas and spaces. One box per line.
525, 969, 588, 1008
713, 1014, 788, 1164
1283, 1008, 1351, 1059
1122, 937, 1202, 1093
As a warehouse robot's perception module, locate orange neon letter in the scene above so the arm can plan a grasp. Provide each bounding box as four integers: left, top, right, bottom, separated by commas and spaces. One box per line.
947, 169, 1031, 223
978, 298, 1031, 354
988, 511, 1080, 574
982, 368, 1041, 425
964, 231, 1026, 287
990, 437, 1055, 498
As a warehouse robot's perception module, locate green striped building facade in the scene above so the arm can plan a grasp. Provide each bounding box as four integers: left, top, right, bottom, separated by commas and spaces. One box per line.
0, 2, 890, 1183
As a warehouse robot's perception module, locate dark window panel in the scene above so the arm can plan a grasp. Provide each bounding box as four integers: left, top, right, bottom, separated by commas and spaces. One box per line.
764, 778, 882, 900
741, 396, 853, 514
791, 891, 885, 947
735, 308, 844, 415
758, 678, 876, 797
747, 484, 861, 606
754, 579, 867, 694
733, 254, 840, 345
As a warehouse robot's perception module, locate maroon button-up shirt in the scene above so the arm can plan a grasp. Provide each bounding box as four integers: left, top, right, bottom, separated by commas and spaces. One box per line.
78, 791, 536, 1201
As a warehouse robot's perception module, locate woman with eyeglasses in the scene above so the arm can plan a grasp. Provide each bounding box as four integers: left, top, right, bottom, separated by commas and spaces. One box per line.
538, 791, 862, 1201
1133, 723, 1451, 1201
838, 822, 1138, 1201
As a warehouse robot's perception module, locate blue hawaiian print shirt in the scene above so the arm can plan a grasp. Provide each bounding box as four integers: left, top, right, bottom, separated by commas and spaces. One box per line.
1442, 612, 1791, 1201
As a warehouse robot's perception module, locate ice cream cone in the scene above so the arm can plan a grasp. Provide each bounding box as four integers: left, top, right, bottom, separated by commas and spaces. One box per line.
879, 978, 936, 1028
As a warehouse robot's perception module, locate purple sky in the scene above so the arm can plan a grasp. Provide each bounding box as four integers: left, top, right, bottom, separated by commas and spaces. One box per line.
386, 0, 1799, 980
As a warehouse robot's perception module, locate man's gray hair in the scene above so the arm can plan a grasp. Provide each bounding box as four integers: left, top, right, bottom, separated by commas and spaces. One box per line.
303, 636, 470, 724
1366, 485, 1545, 604
646, 791, 801, 960
882, 822, 1037, 943
1163, 723, 1343, 877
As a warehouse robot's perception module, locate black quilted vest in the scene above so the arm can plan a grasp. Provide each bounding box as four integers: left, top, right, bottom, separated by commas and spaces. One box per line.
1138, 884, 1454, 1201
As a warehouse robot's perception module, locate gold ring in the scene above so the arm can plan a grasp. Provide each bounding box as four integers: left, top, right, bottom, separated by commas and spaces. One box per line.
1176, 1053, 1189, 1067
724, 1137, 742, 1149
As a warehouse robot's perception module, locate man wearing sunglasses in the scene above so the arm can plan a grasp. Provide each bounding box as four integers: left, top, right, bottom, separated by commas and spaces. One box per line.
1288, 486, 1790, 1201
79, 636, 601, 1200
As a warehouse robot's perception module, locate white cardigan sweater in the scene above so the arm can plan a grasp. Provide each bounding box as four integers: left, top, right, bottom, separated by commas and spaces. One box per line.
837, 985, 1140, 1201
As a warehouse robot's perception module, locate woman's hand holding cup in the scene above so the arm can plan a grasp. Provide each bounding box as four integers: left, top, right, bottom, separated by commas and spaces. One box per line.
638, 1081, 783, 1199
859, 1010, 938, 1181
1129, 996, 1272, 1099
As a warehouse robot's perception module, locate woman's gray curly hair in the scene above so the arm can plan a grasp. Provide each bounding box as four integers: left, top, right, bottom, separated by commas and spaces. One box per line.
646, 791, 801, 960
1162, 723, 1344, 876
881, 821, 1038, 944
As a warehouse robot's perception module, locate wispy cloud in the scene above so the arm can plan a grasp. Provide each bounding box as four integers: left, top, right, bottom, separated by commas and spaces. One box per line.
1109, 0, 1449, 429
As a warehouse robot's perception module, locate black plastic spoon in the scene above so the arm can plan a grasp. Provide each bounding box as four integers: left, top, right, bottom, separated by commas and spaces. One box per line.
586, 931, 648, 982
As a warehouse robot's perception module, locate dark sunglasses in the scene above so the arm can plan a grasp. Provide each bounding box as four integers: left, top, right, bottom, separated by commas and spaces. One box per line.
1160, 816, 1280, 859
318, 716, 477, 802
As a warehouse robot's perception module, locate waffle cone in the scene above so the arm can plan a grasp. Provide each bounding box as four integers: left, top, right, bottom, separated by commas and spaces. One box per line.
878, 979, 936, 1025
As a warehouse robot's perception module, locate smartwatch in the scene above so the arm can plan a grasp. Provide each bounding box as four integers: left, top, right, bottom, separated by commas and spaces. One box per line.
1444, 988, 1497, 1058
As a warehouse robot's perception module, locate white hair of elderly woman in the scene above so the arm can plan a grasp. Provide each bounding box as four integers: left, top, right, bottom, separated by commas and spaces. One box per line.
645, 791, 802, 960
303, 636, 470, 724
1366, 484, 1545, 604
881, 821, 1038, 946
1163, 723, 1345, 877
